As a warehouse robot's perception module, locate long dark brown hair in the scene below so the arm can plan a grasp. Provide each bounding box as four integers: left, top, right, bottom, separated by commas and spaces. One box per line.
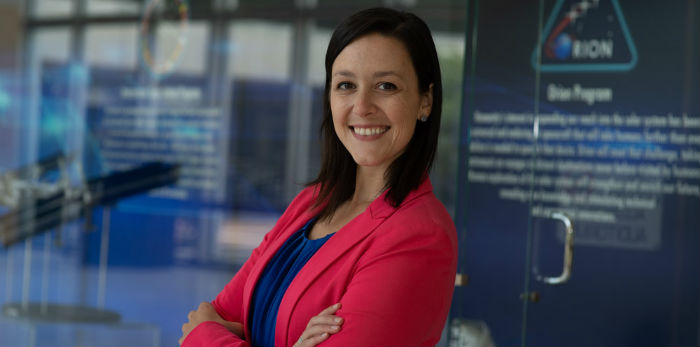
308, 7, 443, 221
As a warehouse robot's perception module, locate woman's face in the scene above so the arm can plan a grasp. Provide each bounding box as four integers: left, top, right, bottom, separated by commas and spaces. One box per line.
330, 33, 432, 172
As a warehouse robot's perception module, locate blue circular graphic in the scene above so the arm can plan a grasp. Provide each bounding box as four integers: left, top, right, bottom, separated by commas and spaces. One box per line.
552, 34, 573, 59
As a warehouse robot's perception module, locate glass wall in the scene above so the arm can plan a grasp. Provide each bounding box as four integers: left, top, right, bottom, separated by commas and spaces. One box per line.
7, 1, 696, 346
0, 0, 466, 345
452, 1, 700, 346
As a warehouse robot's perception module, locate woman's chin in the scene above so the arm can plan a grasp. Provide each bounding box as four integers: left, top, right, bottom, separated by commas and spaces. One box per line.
348, 153, 374, 165
352, 158, 390, 170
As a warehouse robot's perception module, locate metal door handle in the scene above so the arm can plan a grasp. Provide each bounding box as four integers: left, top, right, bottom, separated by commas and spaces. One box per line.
455, 273, 468, 287
538, 211, 574, 285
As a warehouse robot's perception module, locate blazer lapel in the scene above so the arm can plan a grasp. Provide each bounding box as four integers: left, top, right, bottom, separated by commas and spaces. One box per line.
250, 179, 434, 346
241, 206, 316, 341
274, 210, 388, 346
274, 180, 434, 346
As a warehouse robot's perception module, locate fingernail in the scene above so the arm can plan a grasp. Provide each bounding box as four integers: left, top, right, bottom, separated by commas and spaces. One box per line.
331, 325, 339, 330
334, 317, 342, 323
322, 333, 329, 338
335, 303, 341, 308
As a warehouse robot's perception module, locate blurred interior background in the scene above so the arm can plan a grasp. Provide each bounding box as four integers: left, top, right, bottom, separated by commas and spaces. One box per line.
0, 0, 698, 346
0, 0, 466, 345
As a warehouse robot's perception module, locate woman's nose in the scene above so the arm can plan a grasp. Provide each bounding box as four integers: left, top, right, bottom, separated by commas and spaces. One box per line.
352, 89, 375, 117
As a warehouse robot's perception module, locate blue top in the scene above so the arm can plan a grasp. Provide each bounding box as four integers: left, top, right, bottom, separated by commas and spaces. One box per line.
249, 217, 332, 347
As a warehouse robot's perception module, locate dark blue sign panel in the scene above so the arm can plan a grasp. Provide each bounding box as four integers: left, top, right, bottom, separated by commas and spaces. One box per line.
456, 1, 699, 345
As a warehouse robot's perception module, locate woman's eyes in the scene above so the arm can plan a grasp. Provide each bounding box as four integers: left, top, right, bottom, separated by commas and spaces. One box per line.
377, 82, 397, 91
336, 82, 398, 91
336, 82, 355, 90
335, 81, 398, 91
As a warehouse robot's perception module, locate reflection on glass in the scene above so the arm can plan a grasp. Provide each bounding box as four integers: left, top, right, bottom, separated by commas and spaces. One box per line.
154, 21, 209, 76
227, 21, 293, 81
433, 31, 465, 214
86, 25, 139, 69
307, 27, 331, 86
3, 1, 470, 345
32, 0, 74, 18
27, 29, 73, 162
87, 0, 140, 16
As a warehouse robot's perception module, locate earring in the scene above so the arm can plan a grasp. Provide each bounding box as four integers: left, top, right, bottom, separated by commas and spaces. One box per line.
419, 116, 428, 122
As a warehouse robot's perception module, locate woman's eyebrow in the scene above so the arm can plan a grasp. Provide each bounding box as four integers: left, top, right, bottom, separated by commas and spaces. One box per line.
333, 70, 404, 80
333, 70, 355, 77
373, 71, 402, 79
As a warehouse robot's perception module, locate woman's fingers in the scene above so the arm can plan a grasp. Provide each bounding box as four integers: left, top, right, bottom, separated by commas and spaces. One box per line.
296, 332, 330, 347
295, 304, 344, 347
318, 303, 341, 316
294, 303, 344, 347
305, 303, 342, 329
295, 326, 336, 347
307, 314, 343, 328
303, 323, 341, 337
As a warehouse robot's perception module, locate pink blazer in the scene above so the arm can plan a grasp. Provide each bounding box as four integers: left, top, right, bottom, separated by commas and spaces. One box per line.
183, 178, 457, 346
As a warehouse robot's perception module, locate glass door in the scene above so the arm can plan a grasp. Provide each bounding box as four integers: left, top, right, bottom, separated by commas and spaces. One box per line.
452, 0, 700, 346
451, 0, 545, 345
523, 0, 700, 345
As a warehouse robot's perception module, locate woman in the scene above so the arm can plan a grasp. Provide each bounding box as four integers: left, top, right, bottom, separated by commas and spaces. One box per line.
179, 7, 457, 347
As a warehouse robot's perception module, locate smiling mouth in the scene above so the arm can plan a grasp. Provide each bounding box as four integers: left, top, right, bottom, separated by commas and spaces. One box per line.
350, 126, 390, 136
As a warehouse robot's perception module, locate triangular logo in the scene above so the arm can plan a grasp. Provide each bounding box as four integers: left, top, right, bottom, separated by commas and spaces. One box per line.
532, 0, 638, 72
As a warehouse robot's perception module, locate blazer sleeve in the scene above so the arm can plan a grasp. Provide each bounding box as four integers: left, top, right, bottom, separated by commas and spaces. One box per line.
182, 187, 317, 347
319, 216, 457, 347
181, 321, 251, 347
180, 227, 274, 347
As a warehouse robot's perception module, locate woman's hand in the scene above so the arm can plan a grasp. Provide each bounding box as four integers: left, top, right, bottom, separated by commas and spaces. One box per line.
294, 303, 344, 347
179, 302, 244, 345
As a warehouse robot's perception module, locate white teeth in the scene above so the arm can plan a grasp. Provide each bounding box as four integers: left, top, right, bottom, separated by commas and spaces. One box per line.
353, 127, 387, 136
